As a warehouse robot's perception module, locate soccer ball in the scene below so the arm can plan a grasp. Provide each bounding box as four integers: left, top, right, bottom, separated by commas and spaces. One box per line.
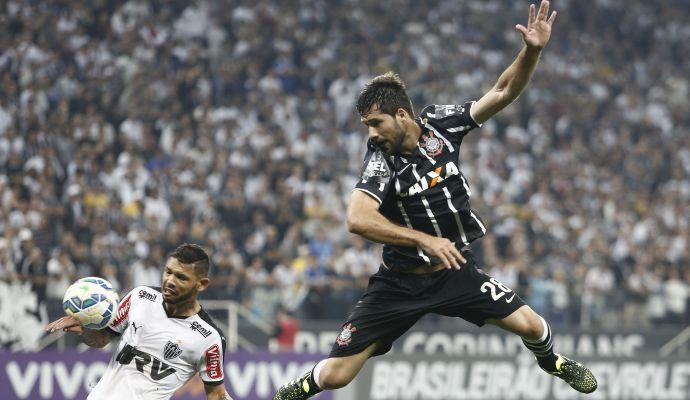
62, 277, 119, 330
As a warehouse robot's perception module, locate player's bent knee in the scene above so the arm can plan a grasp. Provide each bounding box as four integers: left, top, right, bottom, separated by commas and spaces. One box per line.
523, 309, 546, 340
526, 319, 545, 340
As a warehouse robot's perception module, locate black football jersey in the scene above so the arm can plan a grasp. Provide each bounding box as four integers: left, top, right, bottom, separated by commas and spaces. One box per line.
354, 101, 487, 271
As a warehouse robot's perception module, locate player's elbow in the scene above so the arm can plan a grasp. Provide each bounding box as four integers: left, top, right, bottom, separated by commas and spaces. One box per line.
491, 87, 515, 107
347, 191, 380, 235
346, 206, 372, 235
346, 213, 366, 235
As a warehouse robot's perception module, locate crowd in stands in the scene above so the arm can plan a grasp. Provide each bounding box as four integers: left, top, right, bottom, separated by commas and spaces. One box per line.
1, 0, 688, 342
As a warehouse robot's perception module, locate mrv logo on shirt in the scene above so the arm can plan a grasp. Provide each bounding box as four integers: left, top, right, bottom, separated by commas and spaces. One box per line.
115, 344, 177, 381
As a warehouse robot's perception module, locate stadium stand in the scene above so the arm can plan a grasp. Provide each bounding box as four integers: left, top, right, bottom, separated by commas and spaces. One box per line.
0, 0, 688, 349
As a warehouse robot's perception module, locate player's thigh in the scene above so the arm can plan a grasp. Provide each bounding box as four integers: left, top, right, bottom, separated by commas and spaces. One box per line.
431, 257, 526, 326
485, 304, 544, 340
329, 268, 426, 359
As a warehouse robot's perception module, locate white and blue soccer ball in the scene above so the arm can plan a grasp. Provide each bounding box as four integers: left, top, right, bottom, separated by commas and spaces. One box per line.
62, 277, 119, 330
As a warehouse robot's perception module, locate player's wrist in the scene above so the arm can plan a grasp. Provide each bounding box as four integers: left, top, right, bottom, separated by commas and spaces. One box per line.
524, 44, 543, 56
411, 231, 432, 248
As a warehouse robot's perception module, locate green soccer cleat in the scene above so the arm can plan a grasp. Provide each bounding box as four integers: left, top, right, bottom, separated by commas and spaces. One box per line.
545, 354, 598, 394
273, 371, 322, 400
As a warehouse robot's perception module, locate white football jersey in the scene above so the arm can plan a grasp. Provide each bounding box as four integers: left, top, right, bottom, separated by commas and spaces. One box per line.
87, 286, 226, 400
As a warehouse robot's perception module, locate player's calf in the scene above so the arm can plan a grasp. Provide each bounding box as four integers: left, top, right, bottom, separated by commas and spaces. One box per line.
521, 314, 559, 372
522, 315, 597, 393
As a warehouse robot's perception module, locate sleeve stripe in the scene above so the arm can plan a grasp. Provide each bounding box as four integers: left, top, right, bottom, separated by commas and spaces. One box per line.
446, 125, 472, 133
352, 188, 383, 204
467, 101, 483, 127
198, 309, 227, 355
202, 379, 224, 386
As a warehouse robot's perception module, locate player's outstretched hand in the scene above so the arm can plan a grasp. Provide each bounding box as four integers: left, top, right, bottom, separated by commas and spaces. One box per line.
46, 315, 83, 335
516, 0, 557, 50
418, 235, 466, 269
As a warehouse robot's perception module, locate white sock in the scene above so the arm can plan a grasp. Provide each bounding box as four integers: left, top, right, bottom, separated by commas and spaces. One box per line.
312, 359, 328, 388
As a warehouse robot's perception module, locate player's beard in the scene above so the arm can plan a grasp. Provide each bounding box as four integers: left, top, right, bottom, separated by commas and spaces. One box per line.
386, 121, 407, 155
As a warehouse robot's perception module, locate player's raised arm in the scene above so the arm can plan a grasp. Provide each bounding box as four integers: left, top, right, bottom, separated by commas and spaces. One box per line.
470, 0, 557, 124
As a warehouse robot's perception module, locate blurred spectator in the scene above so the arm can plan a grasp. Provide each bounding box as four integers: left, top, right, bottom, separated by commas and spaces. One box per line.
624, 264, 651, 328
0, 238, 14, 281
549, 269, 570, 326
527, 265, 551, 317
664, 268, 689, 324
581, 261, 615, 328
272, 307, 300, 352
45, 247, 76, 319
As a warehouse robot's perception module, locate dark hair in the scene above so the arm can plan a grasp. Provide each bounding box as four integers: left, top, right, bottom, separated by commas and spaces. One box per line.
356, 71, 414, 117
170, 243, 210, 277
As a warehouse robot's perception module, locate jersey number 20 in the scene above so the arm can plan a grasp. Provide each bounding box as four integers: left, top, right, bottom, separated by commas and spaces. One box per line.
480, 278, 513, 302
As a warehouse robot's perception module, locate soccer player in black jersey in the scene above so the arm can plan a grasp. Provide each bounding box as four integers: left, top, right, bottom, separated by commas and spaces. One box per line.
274, 1, 597, 399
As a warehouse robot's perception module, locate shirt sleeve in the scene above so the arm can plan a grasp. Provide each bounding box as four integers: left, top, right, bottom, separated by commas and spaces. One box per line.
421, 102, 481, 137
353, 141, 394, 205
198, 335, 226, 384
106, 290, 134, 336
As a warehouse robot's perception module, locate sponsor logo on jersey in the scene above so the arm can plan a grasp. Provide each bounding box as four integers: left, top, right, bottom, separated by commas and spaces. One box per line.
116, 344, 176, 381
362, 152, 390, 181
111, 294, 132, 327
404, 161, 461, 196
433, 104, 462, 118
138, 289, 157, 302
421, 131, 444, 157
336, 323, 357, 346
190, 321, 212, 338
163, 341, 183, 360
205, 344, 223, 380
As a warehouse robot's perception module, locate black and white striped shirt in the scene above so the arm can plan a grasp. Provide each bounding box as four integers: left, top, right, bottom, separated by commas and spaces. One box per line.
354, 101, 486, 271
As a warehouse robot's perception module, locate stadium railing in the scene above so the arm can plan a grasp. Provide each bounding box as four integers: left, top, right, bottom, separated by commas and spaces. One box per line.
659, 325, 690, 357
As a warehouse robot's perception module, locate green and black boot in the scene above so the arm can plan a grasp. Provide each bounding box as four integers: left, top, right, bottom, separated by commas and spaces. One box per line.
544, 354, 598, 394
273, 370, 323, 400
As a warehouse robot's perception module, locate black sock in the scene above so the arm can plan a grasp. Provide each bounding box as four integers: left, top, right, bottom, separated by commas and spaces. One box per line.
522, 317, 558, 372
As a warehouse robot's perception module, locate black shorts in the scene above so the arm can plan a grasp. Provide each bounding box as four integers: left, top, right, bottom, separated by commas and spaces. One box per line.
329, 250, 525, 358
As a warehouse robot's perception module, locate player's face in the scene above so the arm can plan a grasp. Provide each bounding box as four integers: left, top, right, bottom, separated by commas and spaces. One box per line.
361, 106, 408, 155
161, 258, 203, 304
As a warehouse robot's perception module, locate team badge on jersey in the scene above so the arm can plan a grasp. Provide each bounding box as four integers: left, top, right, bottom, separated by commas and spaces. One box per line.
164, 341, 183, 360
336, 323, 357, 346
421, 131, 444, 157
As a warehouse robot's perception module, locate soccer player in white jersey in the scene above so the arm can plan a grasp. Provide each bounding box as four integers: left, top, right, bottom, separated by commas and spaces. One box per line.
46, 243, 234, 400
